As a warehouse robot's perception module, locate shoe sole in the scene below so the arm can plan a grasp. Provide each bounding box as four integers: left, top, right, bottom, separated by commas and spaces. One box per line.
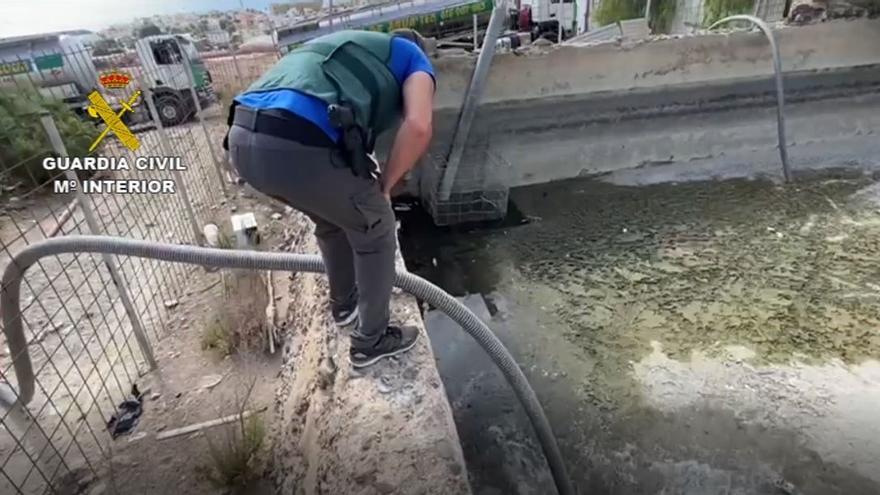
349, 332, 419, 368
334, 308, 359, 328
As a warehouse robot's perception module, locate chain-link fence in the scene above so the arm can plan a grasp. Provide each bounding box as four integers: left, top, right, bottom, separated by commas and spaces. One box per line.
202, 49, 279, 109
0, 34, 255, 494
426, 0, 796, 225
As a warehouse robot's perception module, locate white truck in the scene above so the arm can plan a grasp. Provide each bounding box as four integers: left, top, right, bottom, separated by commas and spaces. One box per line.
518, 0, 587, 40
0, 32, 215, 127
133, 34, 216, 126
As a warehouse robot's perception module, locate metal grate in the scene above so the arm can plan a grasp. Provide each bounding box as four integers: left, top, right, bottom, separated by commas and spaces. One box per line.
425, 143, 510, 225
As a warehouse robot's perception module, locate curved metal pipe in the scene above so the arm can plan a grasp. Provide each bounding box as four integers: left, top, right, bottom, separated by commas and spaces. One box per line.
0, 236, 575, 495
708, 14, 790, 182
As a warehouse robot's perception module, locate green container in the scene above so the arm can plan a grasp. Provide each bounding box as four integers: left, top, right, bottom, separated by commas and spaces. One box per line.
364, 0, 495, 34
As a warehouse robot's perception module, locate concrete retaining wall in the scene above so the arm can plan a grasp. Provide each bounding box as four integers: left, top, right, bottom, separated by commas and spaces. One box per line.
271, 213, 471, 495
415, 19, 880, 197
432, 19, 880, 110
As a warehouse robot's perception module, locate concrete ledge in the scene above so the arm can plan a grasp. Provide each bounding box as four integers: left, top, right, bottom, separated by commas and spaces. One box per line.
432, 19, 880, 110
270, 214, 471, 494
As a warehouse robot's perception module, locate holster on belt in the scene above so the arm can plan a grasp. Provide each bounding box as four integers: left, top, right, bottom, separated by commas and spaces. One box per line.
328, 104, 379, 181
222, 101, 238, 151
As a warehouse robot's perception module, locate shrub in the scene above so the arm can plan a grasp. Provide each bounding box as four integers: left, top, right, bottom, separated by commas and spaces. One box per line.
594, 0, 648, 26
200, 414, 266, 489
201, 316, 235, 356
201, 268, 269, 357
649, 0, 678, 33
593, 0, 677, 34
0, 88, 99, 188
703, 0, 755, 27
197, 377, 266, 490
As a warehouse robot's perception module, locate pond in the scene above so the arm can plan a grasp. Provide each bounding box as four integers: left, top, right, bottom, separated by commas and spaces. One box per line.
399, 172, 880, 495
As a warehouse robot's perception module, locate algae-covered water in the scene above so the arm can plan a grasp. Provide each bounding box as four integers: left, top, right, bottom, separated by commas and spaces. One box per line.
400, 172, 880, 495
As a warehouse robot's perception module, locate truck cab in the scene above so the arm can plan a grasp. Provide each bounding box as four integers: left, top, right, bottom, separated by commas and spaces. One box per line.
134, 34, 215, 126
521, 0, 578, 41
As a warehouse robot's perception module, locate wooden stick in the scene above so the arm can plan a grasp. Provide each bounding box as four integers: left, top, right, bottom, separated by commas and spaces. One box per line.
265, 270, 275, 354
47, 199, 78, 237
156, 406, 267, 441
47, 170, 110, 237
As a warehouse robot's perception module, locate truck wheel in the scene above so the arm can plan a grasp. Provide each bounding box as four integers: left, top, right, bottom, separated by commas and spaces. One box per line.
155, 93, 185, 127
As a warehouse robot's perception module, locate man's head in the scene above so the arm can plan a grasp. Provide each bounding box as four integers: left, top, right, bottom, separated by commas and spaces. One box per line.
391, 28, 427, 54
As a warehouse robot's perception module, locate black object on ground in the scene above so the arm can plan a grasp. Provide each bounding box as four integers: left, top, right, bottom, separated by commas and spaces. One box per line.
107, 384, 143, 439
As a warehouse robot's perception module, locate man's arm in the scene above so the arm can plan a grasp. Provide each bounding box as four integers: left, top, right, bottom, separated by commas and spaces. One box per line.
381, 72, 434, 199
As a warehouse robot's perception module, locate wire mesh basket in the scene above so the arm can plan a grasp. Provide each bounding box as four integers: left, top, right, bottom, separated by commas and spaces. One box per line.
424, 142, 510, 226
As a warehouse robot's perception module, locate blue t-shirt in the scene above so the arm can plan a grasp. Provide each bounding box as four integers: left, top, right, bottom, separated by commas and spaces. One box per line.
235, 36, 434, 142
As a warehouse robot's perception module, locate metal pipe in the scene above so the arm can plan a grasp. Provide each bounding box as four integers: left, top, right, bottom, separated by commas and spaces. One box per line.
0, 236, 575, 495
473, 13, 479, 51
709, 14, 790, 182
438, 0, 508, 201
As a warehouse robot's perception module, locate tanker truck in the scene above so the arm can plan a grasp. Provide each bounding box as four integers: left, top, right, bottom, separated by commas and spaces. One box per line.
0, 33, 99, 115
0, 32, 215, 127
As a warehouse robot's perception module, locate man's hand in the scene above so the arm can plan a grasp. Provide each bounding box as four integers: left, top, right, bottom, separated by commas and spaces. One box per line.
381, 72, 434, 198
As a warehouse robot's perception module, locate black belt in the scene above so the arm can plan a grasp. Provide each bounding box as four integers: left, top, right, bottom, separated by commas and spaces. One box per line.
232, 105, 335, 149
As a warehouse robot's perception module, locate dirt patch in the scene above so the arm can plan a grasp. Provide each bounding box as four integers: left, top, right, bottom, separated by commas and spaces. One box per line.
61, 194, 288, 495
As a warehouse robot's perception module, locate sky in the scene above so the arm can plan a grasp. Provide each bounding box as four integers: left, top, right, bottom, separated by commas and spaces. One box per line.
0, 0, 281, 38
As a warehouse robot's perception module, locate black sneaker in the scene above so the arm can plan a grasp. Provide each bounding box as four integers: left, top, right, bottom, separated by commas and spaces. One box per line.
349, 325, 419, 368
332, 305, 359, 328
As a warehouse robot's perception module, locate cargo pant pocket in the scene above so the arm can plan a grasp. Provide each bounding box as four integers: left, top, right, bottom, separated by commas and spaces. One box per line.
351, 187, 392, 235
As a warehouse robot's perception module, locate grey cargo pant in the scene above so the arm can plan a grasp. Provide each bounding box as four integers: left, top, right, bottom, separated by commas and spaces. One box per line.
227, 125, 396, 349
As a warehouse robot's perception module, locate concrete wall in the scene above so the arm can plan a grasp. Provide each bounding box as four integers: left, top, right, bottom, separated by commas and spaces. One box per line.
432, 19, 880, 110
670, 0, 703, 34
417, 19, 880, 197
271, 212, 471, 495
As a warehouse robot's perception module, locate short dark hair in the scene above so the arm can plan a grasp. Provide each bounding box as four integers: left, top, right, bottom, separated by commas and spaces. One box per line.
391, 28, 426, 54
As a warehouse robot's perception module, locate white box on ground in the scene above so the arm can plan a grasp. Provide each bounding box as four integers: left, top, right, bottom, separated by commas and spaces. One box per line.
231, 212, 259, 248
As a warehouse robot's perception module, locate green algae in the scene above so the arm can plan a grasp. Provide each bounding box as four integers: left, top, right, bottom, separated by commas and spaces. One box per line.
504, 174, 880, 368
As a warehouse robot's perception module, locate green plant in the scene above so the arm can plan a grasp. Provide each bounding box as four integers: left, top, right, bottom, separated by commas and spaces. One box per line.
0, 88, 99, 187
703, 0, 755, 27
201, 317, 234, 356
198, 378, 266, 490
594, 0, 647, 26
202, 269, 268, 356
200, 415, 265, 489
216, 229, 235, 249
649, 0, 678, 33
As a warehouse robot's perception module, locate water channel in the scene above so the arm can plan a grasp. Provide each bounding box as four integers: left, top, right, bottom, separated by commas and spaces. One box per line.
399, 171, 880, 495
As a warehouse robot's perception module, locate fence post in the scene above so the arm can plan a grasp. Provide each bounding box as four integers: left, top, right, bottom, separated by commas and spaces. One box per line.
473, 14, 479, 51
230, 49, 245, 87
438, 0, 507, 201
180, 49, 230, 197
138, 81, 206, 245
39, 113, 158, 371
